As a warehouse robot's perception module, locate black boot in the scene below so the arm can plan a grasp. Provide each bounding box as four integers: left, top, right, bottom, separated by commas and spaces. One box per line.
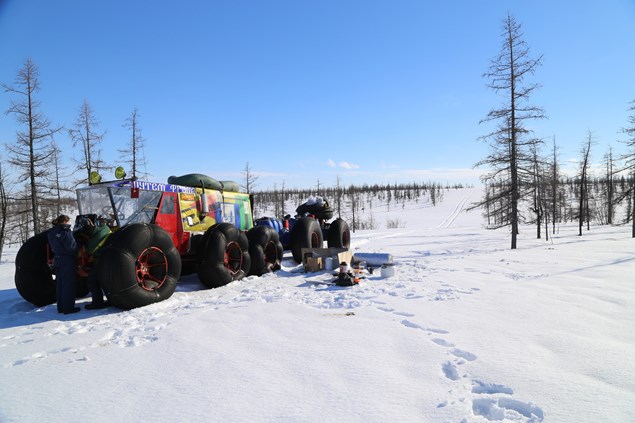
85, 301, 110, 310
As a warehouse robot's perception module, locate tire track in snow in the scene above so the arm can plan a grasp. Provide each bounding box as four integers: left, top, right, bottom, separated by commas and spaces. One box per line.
437, 191, 472, 229
349, 229, 418, 250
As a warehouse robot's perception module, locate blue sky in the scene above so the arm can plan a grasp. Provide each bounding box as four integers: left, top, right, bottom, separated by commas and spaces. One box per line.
1, 0, 634, 190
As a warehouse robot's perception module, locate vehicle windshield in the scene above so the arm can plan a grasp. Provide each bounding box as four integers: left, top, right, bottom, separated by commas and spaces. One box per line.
77, 185, 163, 227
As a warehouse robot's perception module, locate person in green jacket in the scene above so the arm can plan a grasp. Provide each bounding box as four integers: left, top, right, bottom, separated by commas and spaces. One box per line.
82, 218, 112, 310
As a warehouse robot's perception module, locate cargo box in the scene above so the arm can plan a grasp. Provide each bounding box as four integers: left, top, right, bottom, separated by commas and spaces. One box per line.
301, 248, 353, 272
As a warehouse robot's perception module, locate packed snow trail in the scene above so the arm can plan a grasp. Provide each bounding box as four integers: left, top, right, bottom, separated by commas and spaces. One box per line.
437, 190, 472, 229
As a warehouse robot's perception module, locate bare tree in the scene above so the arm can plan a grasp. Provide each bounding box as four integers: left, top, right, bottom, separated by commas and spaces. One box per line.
578, 131, 593, 236
350, 187, 357, 233
0, 162, 8, 258
602, 146, 616, 225
549, 136, 560, 235
119, 107, 147, 180
280, 179, 286, 217
528, 140, 547, 239
335, 175, 343, 218
475, 14, 546, 249
49, 139, 68, 217
2, 58, 62, 234
68, 99, 107, 184
241, 161, 259, 193
621, 99, 635, 237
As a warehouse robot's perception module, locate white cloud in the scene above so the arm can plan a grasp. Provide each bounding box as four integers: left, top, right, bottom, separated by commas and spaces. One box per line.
338, 161, 360, 170
326, 158, 360, 170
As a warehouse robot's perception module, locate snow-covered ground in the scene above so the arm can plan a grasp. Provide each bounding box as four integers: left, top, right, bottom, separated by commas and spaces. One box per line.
1, 188, 634, 422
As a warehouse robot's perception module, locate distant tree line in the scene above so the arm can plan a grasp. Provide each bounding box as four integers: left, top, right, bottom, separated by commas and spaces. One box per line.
483, 173, 635, 236
252, 181, 463, 232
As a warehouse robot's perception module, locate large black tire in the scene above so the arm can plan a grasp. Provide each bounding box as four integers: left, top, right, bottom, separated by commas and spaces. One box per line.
247, 225, 283, 276
15, 231, 89, 307
96, 224, 181, 310
290, 217, 324, 263
198, 223, 251, 288
15, 231, 56, 307
327, 218, 351, 249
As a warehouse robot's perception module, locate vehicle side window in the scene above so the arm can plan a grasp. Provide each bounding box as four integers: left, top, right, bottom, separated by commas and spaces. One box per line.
160, 194, 175, 214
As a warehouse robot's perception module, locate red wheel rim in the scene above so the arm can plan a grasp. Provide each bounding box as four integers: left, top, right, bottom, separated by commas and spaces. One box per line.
224, 241, 243, 275
136, 246, 168, 291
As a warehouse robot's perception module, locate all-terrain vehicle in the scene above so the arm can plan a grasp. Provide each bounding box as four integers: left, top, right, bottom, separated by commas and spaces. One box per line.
14, 173, 350, 310
254, 196, 351, 263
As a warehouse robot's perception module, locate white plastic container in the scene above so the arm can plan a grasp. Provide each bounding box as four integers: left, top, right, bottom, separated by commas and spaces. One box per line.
325, 257, 334, 271
380, 264, 395, 278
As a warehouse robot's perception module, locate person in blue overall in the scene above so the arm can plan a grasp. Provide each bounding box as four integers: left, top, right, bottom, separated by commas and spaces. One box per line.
47, 215, 80, 314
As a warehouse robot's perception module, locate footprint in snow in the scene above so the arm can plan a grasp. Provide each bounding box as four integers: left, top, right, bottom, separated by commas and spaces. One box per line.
472, 397, 544, 422
470, 381, 543, 422
442, 361, 461, 381
426, 327, 449, 334
428, 330, 542, 422
471, 380, 513, 395
431, 338, 455, 347
450, 348, 478, 361
392, 311, 415, 317
400, 319, 423, 330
